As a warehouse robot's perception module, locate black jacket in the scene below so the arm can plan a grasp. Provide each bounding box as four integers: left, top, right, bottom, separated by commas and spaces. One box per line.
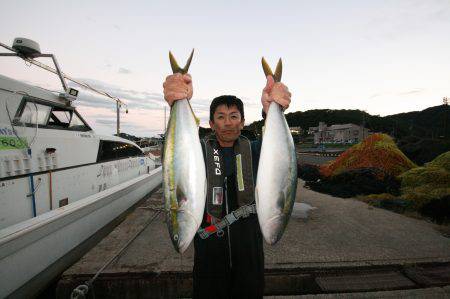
193, 138, 264, 299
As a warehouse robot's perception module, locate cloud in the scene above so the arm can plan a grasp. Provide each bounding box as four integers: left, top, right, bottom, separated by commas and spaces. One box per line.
70, 78, 165, 110
361, 1, 450, 42
88, 108, 164, 136
85, 16, 96, 23
118, 67, 131, 74
369, 93, 382, 99
69, 77, 218, 136
397, 89, 425, 96
95, 118, 117, 126
369, 89, 425, 99
70, 77, 213, 115
73, 92, 116, 110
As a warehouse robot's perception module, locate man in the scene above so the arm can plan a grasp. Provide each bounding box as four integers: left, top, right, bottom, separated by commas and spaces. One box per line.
163, 72, 291, 298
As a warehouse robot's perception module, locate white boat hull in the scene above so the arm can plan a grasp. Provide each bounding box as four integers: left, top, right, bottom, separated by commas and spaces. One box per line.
0, 166, 162, 298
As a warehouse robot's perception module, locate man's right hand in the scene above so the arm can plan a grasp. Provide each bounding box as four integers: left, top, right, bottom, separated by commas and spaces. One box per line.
163, 73, 193, 106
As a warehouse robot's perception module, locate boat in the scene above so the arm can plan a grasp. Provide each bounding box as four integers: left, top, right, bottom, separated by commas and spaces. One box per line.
0, 38, 162, 298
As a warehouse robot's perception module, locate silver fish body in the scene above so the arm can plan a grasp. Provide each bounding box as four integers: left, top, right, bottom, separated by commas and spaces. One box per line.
255, 103, 298, 245
163, 99, 206, 253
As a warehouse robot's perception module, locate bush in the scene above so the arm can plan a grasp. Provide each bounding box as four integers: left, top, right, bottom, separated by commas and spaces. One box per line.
400, 166, 450, 189
362, 193, 398, 201
397, 137, 450, 166
401, 185, 450, 209
420, 195, 450, 224
399, 152, 450, 209
362, 194, 413, 213
306, 168, 401, 198
297, 163, 322, 181
394, 151, 450, 223
426, 151, 450, 171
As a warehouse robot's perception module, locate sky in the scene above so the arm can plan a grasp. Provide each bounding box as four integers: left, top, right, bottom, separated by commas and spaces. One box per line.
1, 0, 449, 137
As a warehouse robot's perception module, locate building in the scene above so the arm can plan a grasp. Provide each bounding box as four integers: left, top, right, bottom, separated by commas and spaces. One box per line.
308, 122, 370, 144
289, 126, 303, 135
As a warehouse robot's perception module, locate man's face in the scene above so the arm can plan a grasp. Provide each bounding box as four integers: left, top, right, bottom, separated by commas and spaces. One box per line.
209, 104, 244, 146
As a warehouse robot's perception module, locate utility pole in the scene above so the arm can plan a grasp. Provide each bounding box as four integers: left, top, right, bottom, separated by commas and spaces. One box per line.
115, 102, 128, 136
116, 101, 120, 136
444, 97, 448, 138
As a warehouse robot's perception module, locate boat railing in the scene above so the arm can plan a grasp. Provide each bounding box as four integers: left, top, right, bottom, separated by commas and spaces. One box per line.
0, 39, 128, 135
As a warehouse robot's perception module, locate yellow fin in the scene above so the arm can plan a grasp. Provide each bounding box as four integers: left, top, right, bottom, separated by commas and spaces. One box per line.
261, 57, 273, 78
261, 57, 283, 82
169, 49, 195, 74
274, 58, 282, 82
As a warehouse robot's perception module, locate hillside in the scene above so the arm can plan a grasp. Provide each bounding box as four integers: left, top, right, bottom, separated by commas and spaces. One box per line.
244, 104, 450, 164
244, 104, 450, 140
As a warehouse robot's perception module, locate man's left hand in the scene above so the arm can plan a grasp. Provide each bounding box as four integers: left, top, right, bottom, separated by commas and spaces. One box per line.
261, 75, 292, 114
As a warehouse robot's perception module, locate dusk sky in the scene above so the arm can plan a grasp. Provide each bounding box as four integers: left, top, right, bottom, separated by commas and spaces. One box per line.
1, 0, 449, 137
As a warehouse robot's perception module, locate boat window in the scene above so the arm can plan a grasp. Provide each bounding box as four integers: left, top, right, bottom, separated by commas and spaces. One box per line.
69, 112, 86, 128
97, 140, 144, 162
47, 107, 91, 131
48, 108, 71, 128
18, 102, 51, 125
15, 98, 91, 131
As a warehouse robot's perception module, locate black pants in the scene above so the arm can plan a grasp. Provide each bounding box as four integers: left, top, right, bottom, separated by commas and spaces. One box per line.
193, 215, 264, 299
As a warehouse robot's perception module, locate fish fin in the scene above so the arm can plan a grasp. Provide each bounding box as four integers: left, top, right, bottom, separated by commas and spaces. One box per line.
274, 58, 282, 82
169, 51, 181, 74
176, 185, 187, 207
281, 184, 294, 215
261, 57, 273, 78
182, 49, 194, 74
169, 49, 195, 74
261, 57, 282, 82
186, 100, 200, 126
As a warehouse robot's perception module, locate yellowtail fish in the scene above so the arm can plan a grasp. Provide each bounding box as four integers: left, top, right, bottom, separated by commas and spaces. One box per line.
255, 57, 298, 245
163, 50, 206, 253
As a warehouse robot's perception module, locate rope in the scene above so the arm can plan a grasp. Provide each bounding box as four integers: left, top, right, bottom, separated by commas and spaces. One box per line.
70, 210, 162, 298
70, 284, 89, 299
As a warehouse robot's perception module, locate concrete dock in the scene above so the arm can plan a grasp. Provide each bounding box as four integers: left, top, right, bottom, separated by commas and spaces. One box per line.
56, 180, 450, 298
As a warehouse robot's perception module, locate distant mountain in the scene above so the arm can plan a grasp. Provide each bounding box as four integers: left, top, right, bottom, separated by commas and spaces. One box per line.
244, 104, 450, 140
385, 105, 449, 139
242, 104, 450, 164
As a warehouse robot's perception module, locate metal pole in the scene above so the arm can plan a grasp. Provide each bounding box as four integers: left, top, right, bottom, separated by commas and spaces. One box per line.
116, 102, 120, 136
0, 42, 125, 106
1, 41, 132, 138
444, 97, 448, 138
49, 54, 68, 92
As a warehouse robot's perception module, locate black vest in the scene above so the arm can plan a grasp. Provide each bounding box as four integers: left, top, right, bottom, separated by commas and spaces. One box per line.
202, 135, 255, 219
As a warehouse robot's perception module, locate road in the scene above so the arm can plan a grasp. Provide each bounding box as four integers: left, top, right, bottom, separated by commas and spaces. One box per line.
57, 180, 450, 297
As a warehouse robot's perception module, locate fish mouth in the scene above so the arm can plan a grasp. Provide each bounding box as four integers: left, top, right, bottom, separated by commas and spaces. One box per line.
261, 214, 286, 245
175, 236, 190, 254
172, 210, 200, 253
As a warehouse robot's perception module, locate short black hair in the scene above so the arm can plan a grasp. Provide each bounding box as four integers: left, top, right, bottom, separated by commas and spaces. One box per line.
209, 95, 245, 122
